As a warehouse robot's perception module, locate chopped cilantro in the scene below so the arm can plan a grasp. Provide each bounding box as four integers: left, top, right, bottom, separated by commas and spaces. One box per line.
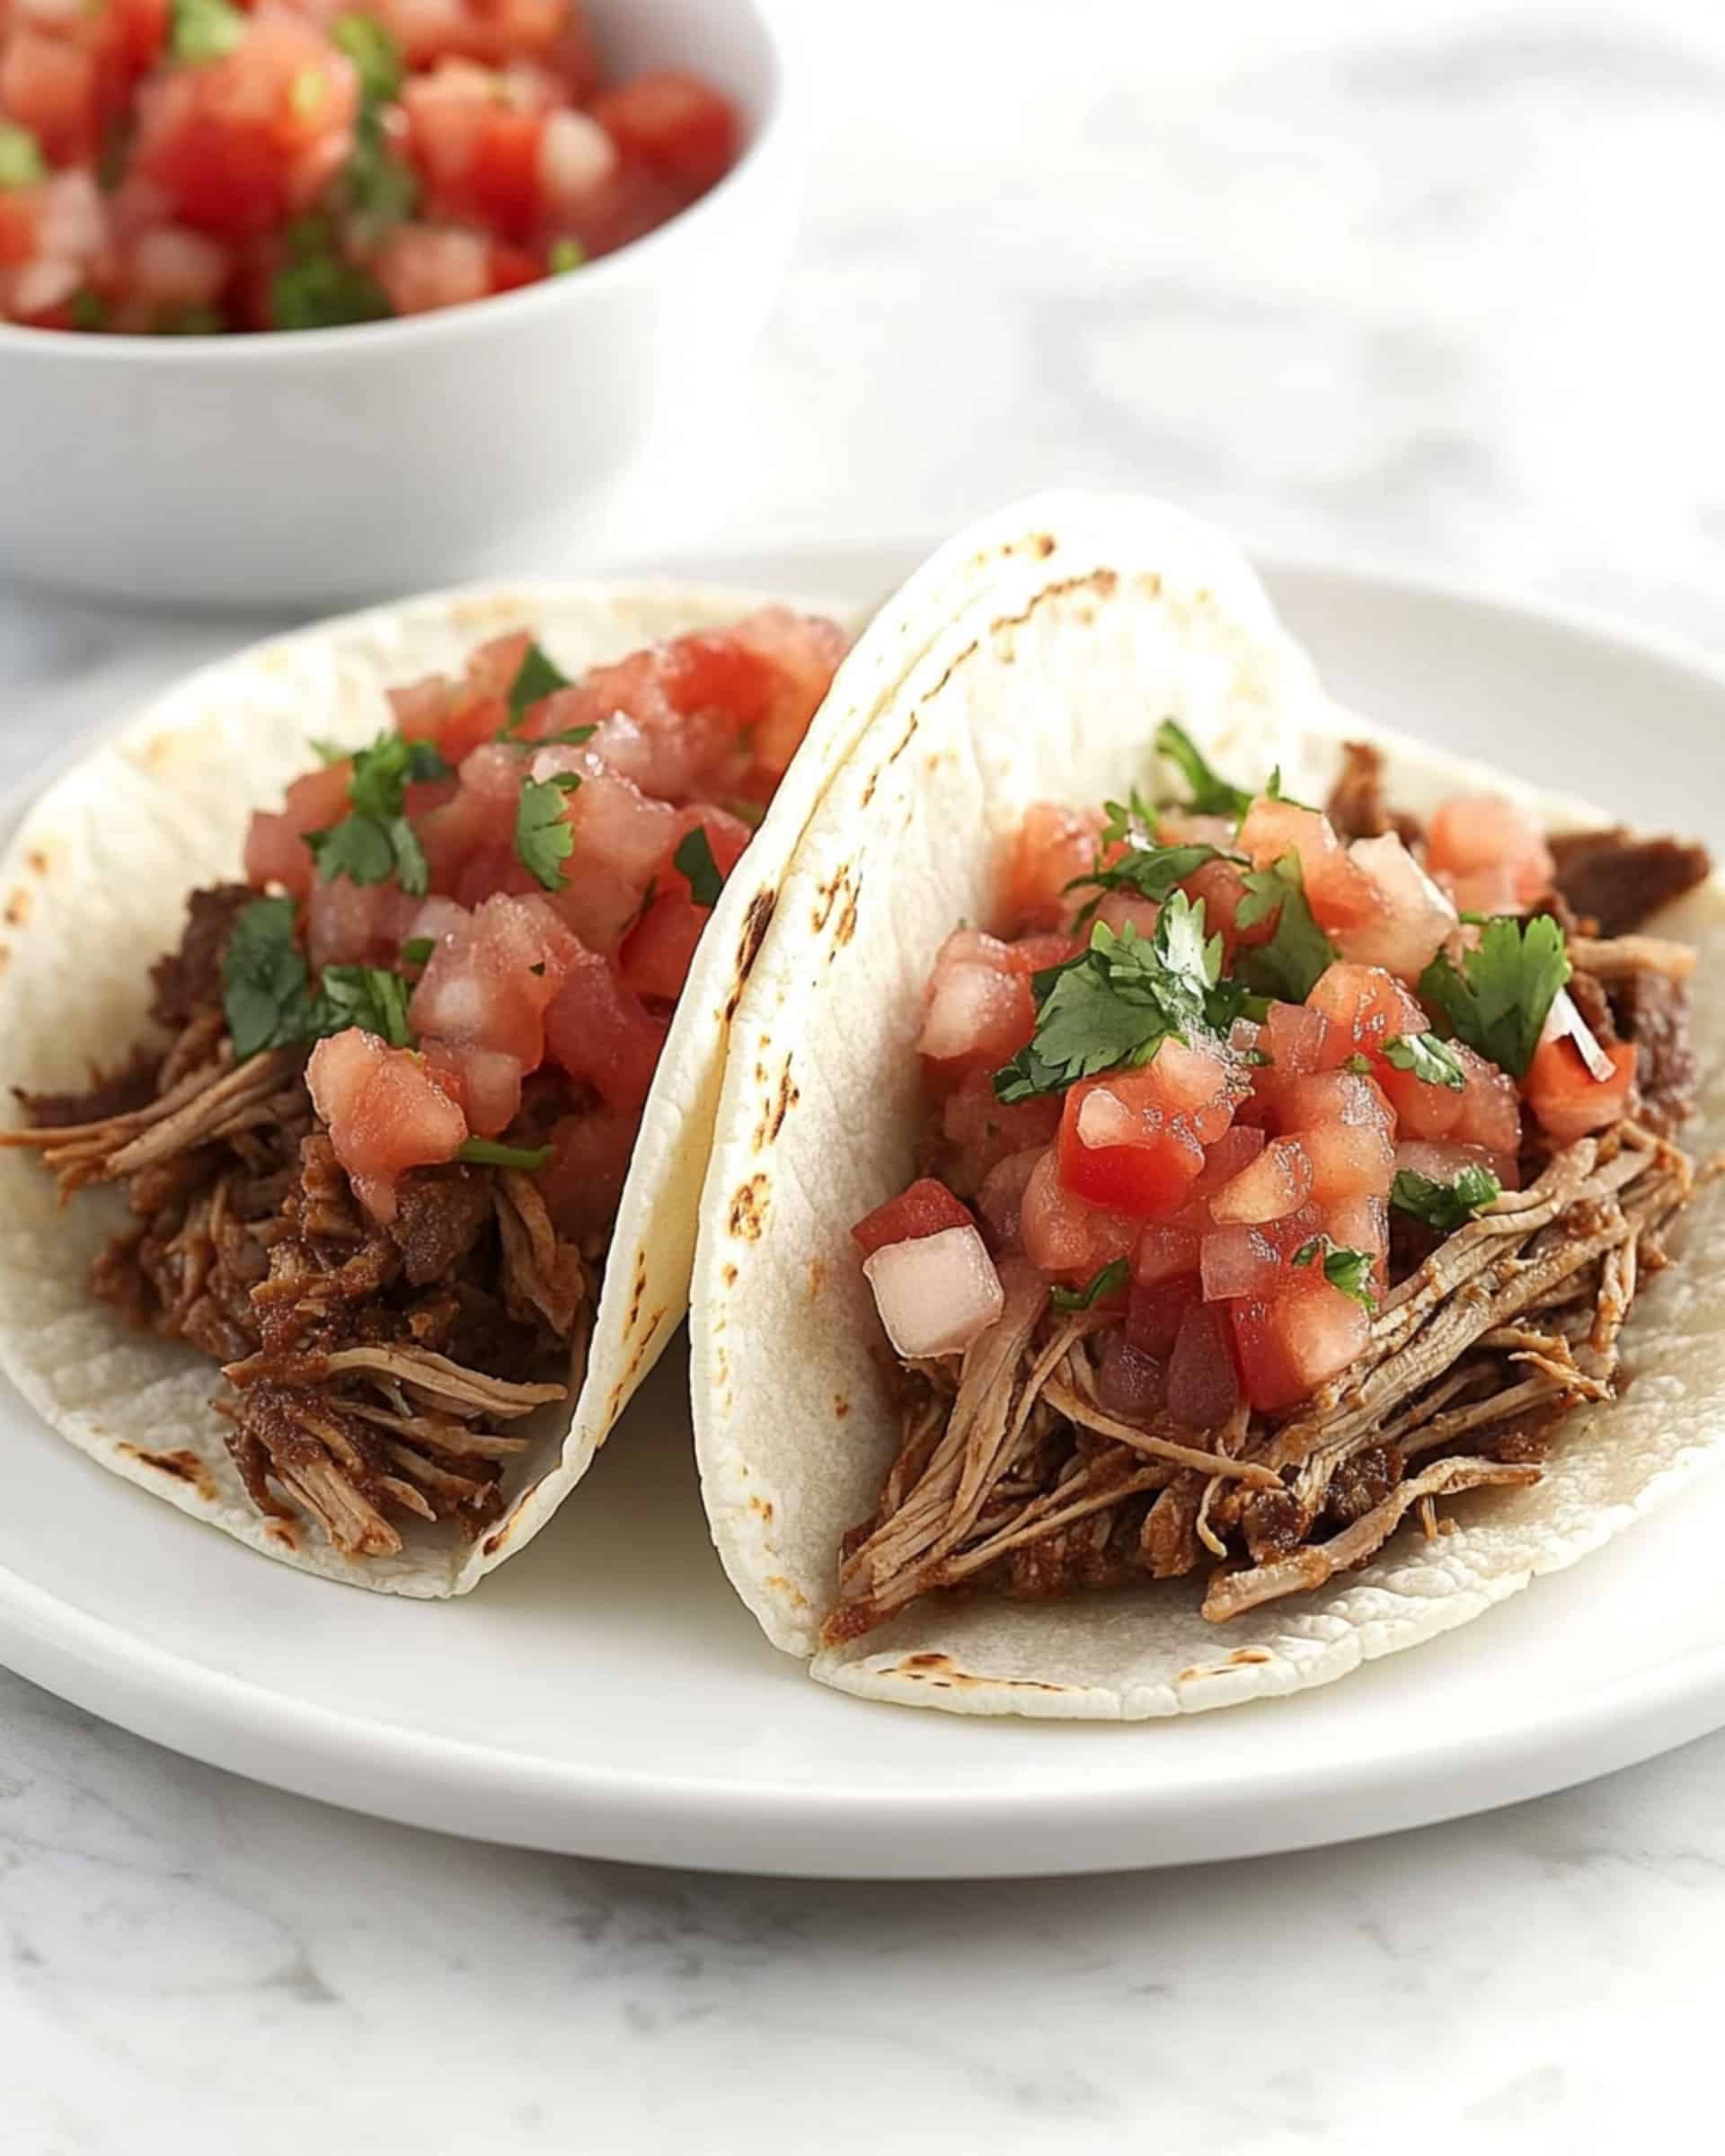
0, 121, 46, 191
320, 963, 412, 1047
1391, 1164, 1503, 1233
457, 1136, 554, 1171
67, 289, 107, 332
1234, 851, 1337, 1003
1066, 838, 1225, 928
508, 641, 572, 725
1343, 1052, 1373, 1075
1292, 1236, 1378, 1310
341, 112, 419, 226
155, 303, 226, 335
1418, 915, 1570, 1079
548, 236, 586, 275
994, 896, 1227, 1103
1154, 719, 1252, 822
305, 732, 448, 897
400, 936, 435, 968
1384, 1031, 1465, 1091
515, 773, 580, 890
1097, 789, 1156, 850
1264, 766, 1317, 811
673, 825, 725, 907
170, 0, 243, 64
310, 738, 349, 765
331, 12, 403, 102
271, 246, 391, 331
1049, 1258, 1129, 1312
223, 897, 318, 1061
291, 66, 331, 118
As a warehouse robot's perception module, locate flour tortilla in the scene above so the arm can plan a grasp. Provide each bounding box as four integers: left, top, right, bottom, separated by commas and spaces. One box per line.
0, 578, 912, 1596
690, 493, 1725, 1717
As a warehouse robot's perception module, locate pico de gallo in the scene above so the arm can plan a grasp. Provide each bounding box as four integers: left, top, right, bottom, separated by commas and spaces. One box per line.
9, 605, 847, 1561
0, 0, 741, 331
830, 726, 1710, 1639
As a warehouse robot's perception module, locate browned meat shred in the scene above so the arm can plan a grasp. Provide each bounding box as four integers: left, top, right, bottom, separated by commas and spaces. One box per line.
7, 884, 593, 1562
1324, 741, 1422, 846
1549, 827, 1711, 937
1613, 970, 1698, 1136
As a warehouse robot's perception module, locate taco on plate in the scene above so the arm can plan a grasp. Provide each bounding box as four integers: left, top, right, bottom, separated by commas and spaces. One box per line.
692, 494, 1720, 1717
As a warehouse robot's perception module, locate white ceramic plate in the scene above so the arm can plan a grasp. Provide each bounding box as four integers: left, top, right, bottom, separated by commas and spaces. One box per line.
0, 544, 1721, 1879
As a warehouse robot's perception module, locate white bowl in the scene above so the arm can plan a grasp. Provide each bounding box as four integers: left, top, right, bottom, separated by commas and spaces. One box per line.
0, 0, 801, 608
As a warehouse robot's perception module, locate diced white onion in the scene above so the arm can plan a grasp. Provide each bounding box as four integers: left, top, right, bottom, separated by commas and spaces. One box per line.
1075, 1084, 1137, 1149
862, 1225, 1004, 1360
1543, 987, 1615, 1082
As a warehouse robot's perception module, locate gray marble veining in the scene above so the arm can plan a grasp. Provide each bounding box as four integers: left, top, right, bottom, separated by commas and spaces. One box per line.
2, 3, 1722, 2147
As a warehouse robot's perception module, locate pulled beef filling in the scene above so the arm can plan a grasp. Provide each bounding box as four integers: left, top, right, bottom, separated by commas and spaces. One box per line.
12, 891, 589, 1561
1550, 827, 1712, 938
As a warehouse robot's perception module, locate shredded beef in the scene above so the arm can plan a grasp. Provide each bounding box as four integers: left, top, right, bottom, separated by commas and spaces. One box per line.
1549, 828, 1711, 938
1614, 970, 1699, 1135
388, 1164, 494, 1286
147, 882, 254, 1029
15, 1045, 161, 1129
1325, 741, 1422, 846
1567, 968, 1618, 1048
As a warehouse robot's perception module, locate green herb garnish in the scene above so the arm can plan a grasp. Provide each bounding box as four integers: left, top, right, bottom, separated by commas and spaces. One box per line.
1390, 1164, 1503, 1233
1066, 839, 1225, 929
1291, 1237, 1378, 1310
320, 963, 412, 1047
1155, 718, 1252, 822
515, 772, 580, 891
994, 896, 1227, 1104
400, 936, 435, 968
1234, 851, 1337, 1003
674, 825, 724, 907
508, 641, 572, 725
456, 1136, 554, 1171
223, 899, 416, 1060
331, 12, 403, 102
155, 303, 226, 335
1384, 1032, 1465, 1091
1049, 1258, 1130, 1312
548, 236, 586, 275
0, 121, 46, 191
1418, 915, 1570, 1079
305, 732, 449, 897
271, 247, 391, 332
170, 0, 243, 65
67, 289, 107, 331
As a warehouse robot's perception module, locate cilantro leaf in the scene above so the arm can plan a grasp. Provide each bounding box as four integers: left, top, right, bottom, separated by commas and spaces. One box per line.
508, 641, 572, 725
306, 816, 394, 886
515, 773, 579, 890
1391, 1164, 1503, 1233
331, 12, 402, 102
1384, 1032, 1465, 1091
400, 936, 435, 968
223, 897, 318, 1061
272, 248, 391, 332
673, 825, 725, 907
1155, 719, 1252, 822
1097, 789, 1156, 850
1234, 852, 1338, 1003
548, 236, 586, 275
170, 0, 243, 65
305, 733, 448, 897
1049, 1258, 1129, 1312
1066, 838, 1225, 928
1292, 1236, 1378, 1310
1343, 1052, 1373, 1074
457, 1136, 554, 1171
1265, 766, 1317, 811
318, 964, 413, 1048
993, 897, 1225, 1103
1418, 915, 1570, 1079
0, 121, 48, 191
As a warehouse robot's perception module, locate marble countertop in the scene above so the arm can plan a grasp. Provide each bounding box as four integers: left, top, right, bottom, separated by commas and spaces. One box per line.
4, 3, 1724, 2147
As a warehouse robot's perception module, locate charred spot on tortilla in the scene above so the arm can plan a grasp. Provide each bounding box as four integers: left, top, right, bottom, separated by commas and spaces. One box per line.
1034, 533, 1055, 559
729, 1175, 771, 1241
807, 1256, 827, 1301
860, 771, 880, 810
758, 1058, 798, 1148
118, 1442, 215, 1498
721, 1263, 739, 1287
25, 848, 49, 877
736, 886, 777, 984
4, 888, 27, 927
834, 1393, 851, 1418
811, 862, 852, 934
833, 887, 860, 950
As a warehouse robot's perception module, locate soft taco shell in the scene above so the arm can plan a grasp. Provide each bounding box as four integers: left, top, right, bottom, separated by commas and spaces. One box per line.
689, 494, 1724, 1717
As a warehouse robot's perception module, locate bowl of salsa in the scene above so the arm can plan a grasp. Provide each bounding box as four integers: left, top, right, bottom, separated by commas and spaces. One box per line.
0, 0, 801, 603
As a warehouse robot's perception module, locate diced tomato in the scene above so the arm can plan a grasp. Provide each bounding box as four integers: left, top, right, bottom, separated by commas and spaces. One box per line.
243, 759, 353, 899
1156, 809, 1240, 849
1335, 834, 1457, 981
2, 31, 99, 165
1181, 856, 1274, 968
1287, 1123, 1395, 1207
420, 1039, 524, 1138
409, 891, 579, 1066
1426, 794, 1555, 917
1190, 1122, 1266, 1197
1260, 999, 1334, 1076
941, 1073, 1062, 1193
542, 944, 668, 1113
1525, 1034, 1636, 1144
1230, 1271, 1370, 1415
974, 1145, 1047, 1253
617, 804, 751, 1002
589, 69, 738, 193
1133, 1200, 1208, 1288
1125, 1274, 1199, 1359
1166, 1300, 1242, 1429
1305, 962, 1429, 1066
539, 1105, 641, 1241
1451, 1044, 1523, 1153
1376, 1054, 1464, 1141
1238, 798, 1378, 936
305, 1031, 467, 1224
1004, 931, 1083, 976
305, 877, 422, 971
1198, 1204, 1322, 1303
917, 929, 1036, 1083
1208, 1136, 1314, 1225
1092, 890, 1163, 941
1096, 1330, 1165, 1418
1324, 1192, 1390, 1287
1395, 1139, 1520, 1193
851, 1177, 976, 1258
1019, 1146, 1137, 1282
723, 607, 848, 797
1273, 1068, 1395, 1137
1003, 802, 1103, 932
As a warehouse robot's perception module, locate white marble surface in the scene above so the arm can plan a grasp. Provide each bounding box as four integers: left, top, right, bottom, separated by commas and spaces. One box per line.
4, 2, 1725, 2147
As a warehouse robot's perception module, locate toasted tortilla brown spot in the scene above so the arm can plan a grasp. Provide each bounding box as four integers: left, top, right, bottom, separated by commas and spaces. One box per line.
748, 1494, 774, 1521
1033, 533, 1055, 559
24, 848, 48, 876
722, 1262, 738, 1287
1228, 1647, 1273, 1666
834, 886, 860, 950
860, 772, 879, 810
808, 1256, 827, 1301
118, 1441, 217, 1501
754, 1058, 798, 1150
4, 889, 27, 927
736, 887, 776, 983
729, 1174, 770, 1241
624, 1311, 664, 1381
834, 1393, 850, 1418
763, 1574, 809, 1608
810, 862, 852, 933
265, 1518, 299, 1551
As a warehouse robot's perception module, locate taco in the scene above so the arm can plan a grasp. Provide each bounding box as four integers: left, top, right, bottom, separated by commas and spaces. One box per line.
0, 579, 882, 1594
692, 494, 1721, 1717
